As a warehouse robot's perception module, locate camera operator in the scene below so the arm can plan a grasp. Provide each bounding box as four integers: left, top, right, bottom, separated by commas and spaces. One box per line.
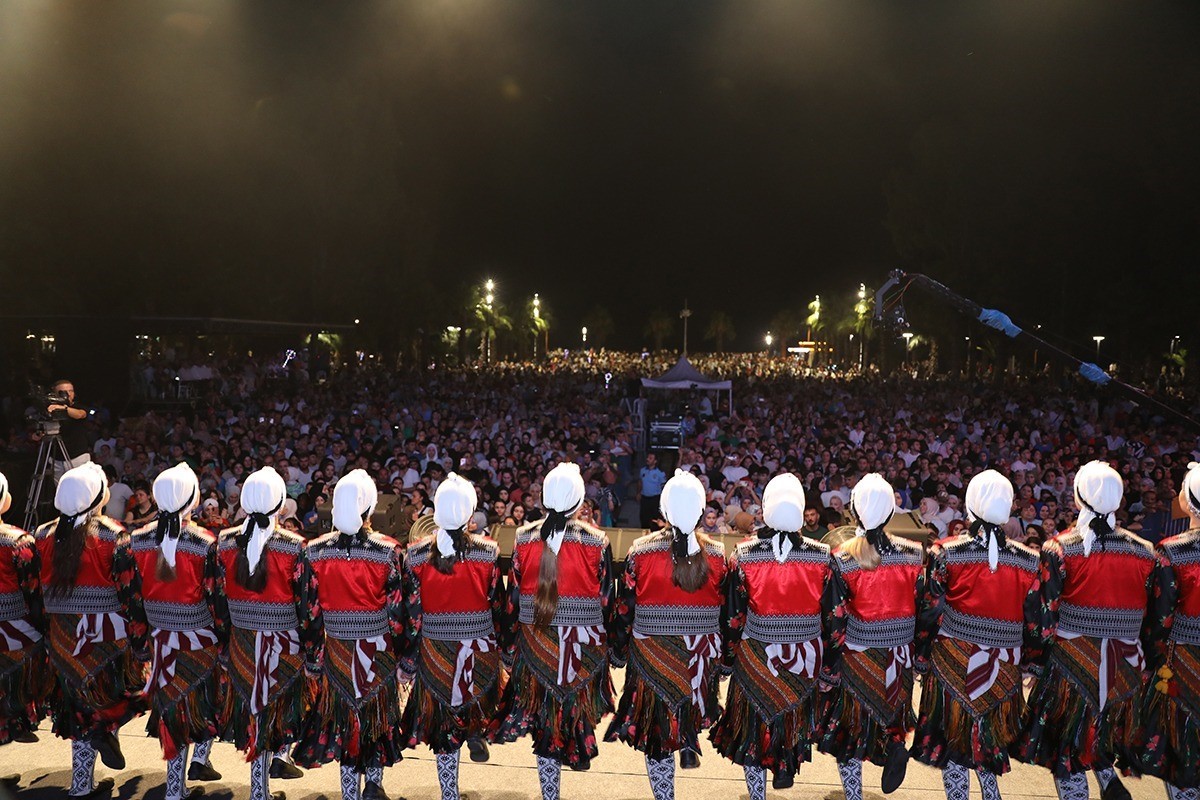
43, 379, 93, 480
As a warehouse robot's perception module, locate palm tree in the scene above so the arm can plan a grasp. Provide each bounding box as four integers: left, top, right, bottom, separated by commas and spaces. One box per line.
644, 310, 675, 351
704, 311, 736, 351
768, 309, 804, 356
833, 287, 876, 368
526, 295, 551, 358
582, 305, 615, 348
467, 285, 512, 364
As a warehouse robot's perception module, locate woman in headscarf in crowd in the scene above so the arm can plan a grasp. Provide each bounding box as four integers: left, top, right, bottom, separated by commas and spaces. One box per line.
217, 467, 323, 800
1139, 462, 1200, 800
605, 470, 728, 800
911, 470, 1041, 800
130, 463, 229, 800
0, 471, 51, 784
490, 463, 617, 800
35, 462, 147, 798
711, 473, 831, 800
1013, 460, 1156, 800
399, 472, 506, 800
817, 472, 924, 800
294, 470, 403, 800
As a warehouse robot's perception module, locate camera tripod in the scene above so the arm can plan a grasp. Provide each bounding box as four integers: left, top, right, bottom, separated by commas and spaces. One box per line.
23, 430, 72, 531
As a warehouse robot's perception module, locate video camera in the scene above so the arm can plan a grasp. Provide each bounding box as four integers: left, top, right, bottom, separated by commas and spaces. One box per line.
28, 387, 71, 435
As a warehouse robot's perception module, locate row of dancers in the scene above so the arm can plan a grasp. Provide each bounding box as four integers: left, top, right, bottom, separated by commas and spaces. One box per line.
0, 456, 1198, 800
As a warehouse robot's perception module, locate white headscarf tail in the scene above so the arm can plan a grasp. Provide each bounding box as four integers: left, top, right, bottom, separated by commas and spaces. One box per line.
240, 468, 286, 573
152, 463, 200, 569
541, 463, 584, 555
433, 473, 476, 558
661, 470, 705, 559
1074, 460, 1122, 557
965, 469, 1014, 571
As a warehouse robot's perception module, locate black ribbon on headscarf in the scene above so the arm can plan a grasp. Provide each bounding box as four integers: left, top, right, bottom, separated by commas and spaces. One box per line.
757, 526, 801, 554
668, 526, 694, 564
235, 496, 285, 552
541, 508, 571, 543
337, 509, 372, 556
969, 517, 1006, 550
54, 484, 106, 545
1188, 488, 1200, 517
155, 489, 197, 546
851, 499, 895, 555
1078, 495, 1115, 552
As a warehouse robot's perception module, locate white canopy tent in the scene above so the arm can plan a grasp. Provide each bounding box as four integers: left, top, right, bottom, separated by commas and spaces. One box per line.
640, 356, 733, 411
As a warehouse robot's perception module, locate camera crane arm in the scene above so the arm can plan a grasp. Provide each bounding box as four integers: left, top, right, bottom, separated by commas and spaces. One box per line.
874, 269, 1200, 432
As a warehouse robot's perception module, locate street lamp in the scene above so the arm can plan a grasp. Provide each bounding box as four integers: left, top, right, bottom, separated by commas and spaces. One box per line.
532, 293, 541, 359
965, 336, 971, 374
1093, 335, 1105, 360
1172, 335, 1181, 354
902, 331, 914, 364
581, 326, 588, 346
764, 332, 774, 352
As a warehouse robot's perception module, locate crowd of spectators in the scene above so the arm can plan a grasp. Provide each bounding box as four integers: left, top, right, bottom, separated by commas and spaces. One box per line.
4, 346, 1198, 550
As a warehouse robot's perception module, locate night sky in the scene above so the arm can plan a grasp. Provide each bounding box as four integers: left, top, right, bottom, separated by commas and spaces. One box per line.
1, 1, 1198, 356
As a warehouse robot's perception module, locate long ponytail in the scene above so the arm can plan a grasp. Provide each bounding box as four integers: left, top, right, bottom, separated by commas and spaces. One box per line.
48, 486, 106, 598
841, 534, 881, 570
671, 530, 712, 592
533, 509, 571, 627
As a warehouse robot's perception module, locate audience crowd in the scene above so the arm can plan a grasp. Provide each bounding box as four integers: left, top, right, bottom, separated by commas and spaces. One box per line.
4, 347, 1198, 549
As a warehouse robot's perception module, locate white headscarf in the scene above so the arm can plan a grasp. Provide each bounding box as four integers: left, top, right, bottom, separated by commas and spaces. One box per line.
152, 463, 200, 568
332, 469, 378, 537
965, 469, 1014, 571
239, 467, 286, 573
55, 462, 107, 527
851, 473, 896, 533
0, 470, 10, 519
1074, 460, 1122, 557
433, 472, 476, 558
660, 470, 705, 560
541, 463, 584, 554
1182, 462, 1200, 519
763, 473, 806, 562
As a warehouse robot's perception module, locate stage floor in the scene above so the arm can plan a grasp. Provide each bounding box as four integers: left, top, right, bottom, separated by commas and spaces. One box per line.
0, 669, 1167, 800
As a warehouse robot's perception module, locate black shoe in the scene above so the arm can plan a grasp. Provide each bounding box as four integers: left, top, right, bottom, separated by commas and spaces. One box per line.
772, 770, 795, 790
269, 793, 286, 800
1101, 776, 1133, 800
0, 774, 19, 789
72, 777, 115, 798
466, 737, 490, 763
91, 732, 126, 770
569, 758, 591, 772
188, 760, 223, 782
679, 749, 701, 770
362, 781, 392, 800
880, 741, 909, 795
13, 730, 38, 743
269, 758, 304, 779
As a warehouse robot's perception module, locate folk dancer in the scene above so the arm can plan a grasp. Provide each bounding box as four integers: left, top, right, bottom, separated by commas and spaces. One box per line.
1013, 460, 1155, 800
1135, 462, 1200, 800
490, 463, 617, 800
711, 473, 832, 799
217, 467, 322, 800
0, 471, 52, 789
130, 464, 229, 800
295, 469, 403, 800
606, 470, 729, 800
912, 469, 1041, 800
35, 462, 147, 798
817, 472, 924, 799
399, 472, 506, 800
